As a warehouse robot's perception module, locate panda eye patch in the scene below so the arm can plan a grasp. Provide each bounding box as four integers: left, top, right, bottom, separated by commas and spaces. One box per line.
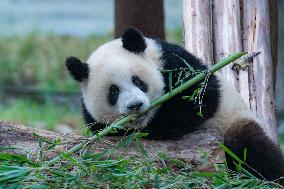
108, 84, 120, 105
132, 75, 148, 92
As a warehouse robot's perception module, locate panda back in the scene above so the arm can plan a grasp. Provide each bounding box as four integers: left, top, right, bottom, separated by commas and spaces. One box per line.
142, 39, 222, 139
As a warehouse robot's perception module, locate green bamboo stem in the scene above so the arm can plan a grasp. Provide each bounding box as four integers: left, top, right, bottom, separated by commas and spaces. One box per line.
47, 51, 246, 166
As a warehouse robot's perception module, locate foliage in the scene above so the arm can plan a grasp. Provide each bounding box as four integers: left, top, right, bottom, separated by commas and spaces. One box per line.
0, 33, 111, 92
167, 28, 184, 45
0, 133, 281, 189
0, 98, 82, 131
0, 30, 183, 92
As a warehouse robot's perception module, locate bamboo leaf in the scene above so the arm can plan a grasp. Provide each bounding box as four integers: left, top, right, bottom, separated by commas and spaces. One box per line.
0, 153, 38, 166
219, 144, 244, 164
0, 166, 30, 183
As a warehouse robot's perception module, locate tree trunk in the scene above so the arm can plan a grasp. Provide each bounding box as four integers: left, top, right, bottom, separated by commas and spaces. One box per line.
183, 0, 277, 142
269, 0, 278, 89
114, 0, 165, 39
242, 0, 277, 141
0, 121, 223, 171
183, 0, 214, 66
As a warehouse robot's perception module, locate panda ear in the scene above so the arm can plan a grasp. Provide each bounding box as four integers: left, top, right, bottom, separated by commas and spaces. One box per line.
65, 56, 89, 82
121, 28, 147, 54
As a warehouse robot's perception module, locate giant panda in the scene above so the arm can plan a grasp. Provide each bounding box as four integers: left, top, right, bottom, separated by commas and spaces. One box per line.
65, 28, 284, 184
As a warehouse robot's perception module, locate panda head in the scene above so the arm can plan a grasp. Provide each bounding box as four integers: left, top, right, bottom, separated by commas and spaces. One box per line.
65, 28, 164, 127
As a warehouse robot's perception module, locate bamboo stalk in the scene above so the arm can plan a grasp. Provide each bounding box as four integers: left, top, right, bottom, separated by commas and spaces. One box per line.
47, 52, 246, 166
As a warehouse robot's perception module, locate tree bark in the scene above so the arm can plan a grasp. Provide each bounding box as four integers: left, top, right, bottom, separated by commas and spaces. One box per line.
183, 0, 214, 66
269, 0, 278, 89
0, 121, 223, 171
183, 0, 277, 142
242, 0, 277, 141
213, 0, 245, 97
114, 0, 165, 39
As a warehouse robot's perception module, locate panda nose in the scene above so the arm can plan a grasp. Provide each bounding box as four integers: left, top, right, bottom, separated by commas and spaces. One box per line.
127, 102, 143, 111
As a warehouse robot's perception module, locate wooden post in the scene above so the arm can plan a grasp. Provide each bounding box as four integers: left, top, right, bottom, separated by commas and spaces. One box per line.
242, 0, 277, 141
183, 0, 213, 66
183, 0, 277, 142
269, 0, 278, 89
114, 0, 165, 39
213, 0, 246, 98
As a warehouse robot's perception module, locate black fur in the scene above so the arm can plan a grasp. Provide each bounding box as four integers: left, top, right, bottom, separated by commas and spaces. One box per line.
81, 99, 100, 128
65, 56, 89, 82
143, 40, 220, 140
108, 84, 120, 106
132, 75, 148, 93
121, 28, 147, 53
82, 100, 133, 136
224, 119, 284, 185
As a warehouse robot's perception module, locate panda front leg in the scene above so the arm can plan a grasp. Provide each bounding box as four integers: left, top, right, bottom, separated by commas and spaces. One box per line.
142, 80, 221, 140
142, 95, 207, 140
224, 119, 284, 185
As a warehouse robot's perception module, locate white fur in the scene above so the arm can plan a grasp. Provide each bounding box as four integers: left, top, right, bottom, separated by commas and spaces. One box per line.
117, 85, 149, 114
81, 38, 164, 128
201, 73, 257, 134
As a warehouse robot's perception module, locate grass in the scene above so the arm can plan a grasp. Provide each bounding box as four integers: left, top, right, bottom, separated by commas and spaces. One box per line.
166, 28, 184, 45
0, 30, 183, 92
0, 98, 82, 131
0, 32, 112, 92
0, 133, 281, 188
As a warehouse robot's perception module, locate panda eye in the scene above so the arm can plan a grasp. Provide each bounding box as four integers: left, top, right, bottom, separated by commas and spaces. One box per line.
132, 75, 148, 92
108, 84, 120, 106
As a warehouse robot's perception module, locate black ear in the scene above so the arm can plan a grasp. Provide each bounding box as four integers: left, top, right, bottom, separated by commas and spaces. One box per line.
121, 28, 147, 54
65, 56, 89, 82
